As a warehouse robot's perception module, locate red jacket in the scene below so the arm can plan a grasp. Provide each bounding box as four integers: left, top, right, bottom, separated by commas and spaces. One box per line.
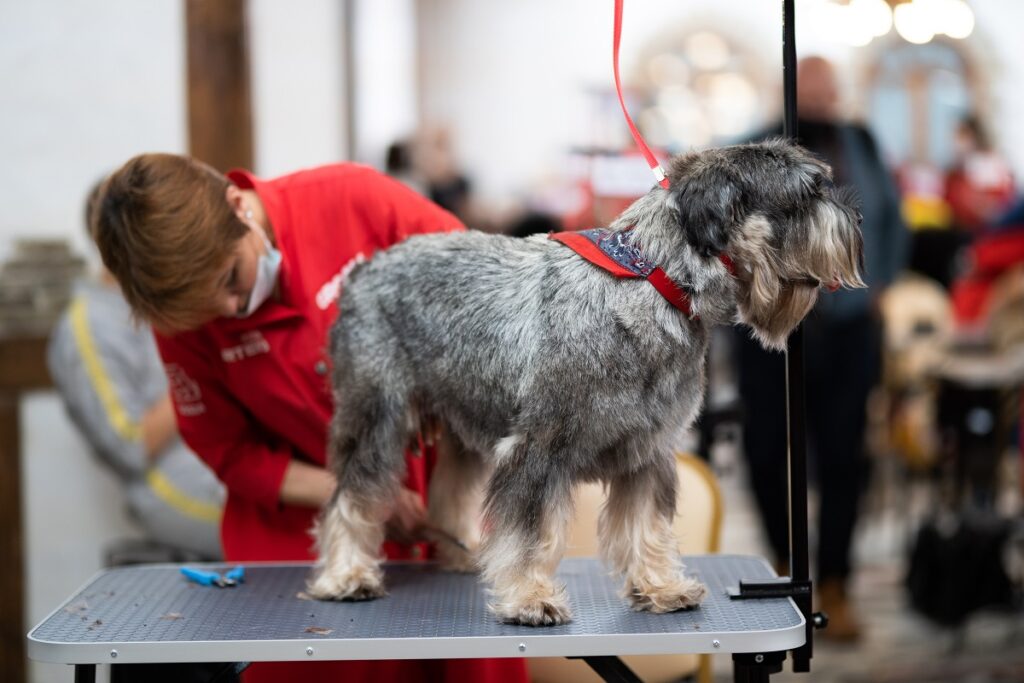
156, 164, 526, 683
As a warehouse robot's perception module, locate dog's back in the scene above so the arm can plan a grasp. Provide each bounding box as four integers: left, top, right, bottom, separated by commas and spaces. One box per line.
330, 230, 703, 460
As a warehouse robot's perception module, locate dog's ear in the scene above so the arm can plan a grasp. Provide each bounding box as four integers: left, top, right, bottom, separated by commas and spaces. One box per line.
666, 168, 739, 257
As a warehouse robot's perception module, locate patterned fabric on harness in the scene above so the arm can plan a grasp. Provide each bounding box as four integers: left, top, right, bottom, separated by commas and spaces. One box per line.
549, 228, 736, 319
585, 229, 657, 277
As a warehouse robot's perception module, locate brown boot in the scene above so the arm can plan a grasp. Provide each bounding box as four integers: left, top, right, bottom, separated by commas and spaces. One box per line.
817, 578, 862, 642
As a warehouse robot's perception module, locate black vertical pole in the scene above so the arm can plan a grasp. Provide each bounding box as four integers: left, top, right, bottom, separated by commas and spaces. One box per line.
782, 0, 813, 673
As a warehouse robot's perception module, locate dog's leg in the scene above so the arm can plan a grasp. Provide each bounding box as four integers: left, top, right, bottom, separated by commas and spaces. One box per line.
307, 391, 408, 602
307, 484, 391, 601
479, 442, 573, 626
427, 427, 486, 572
599, 457, 707, 612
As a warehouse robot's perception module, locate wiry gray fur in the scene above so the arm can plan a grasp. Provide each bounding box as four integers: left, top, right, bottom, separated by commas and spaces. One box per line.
313, 139, 864, 624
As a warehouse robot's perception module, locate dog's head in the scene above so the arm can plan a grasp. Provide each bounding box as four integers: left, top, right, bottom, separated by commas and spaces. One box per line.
659, 138, 865, 349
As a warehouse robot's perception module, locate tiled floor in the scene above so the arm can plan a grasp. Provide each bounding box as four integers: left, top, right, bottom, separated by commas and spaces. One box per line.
706, 441, 1024, 683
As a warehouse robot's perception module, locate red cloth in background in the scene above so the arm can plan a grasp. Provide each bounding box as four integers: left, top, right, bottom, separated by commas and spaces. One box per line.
951, 228, 1024, 324
945, 153, 1015, 232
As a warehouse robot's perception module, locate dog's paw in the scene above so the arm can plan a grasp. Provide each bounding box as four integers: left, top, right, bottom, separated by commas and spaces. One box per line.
306, 566, 386, 602
493, 596, 573, 626
627, 575, 707, 613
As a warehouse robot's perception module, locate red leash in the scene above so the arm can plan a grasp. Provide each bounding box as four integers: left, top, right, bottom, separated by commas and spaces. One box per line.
548, 2, 738, 318
613, 0, 670, 190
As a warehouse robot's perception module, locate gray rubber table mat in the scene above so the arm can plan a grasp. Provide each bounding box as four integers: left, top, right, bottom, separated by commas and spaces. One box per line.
29, 555, 804, 664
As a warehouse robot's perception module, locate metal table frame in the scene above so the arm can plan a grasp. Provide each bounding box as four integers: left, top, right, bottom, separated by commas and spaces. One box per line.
28, 556, 804, 683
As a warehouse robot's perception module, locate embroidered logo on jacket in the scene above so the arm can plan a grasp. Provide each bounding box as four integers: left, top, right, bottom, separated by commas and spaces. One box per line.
165, 363, 205, 416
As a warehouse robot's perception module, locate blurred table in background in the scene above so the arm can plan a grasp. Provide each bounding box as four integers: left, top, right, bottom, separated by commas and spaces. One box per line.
933, 342, 1024, 504
0, 238, 84, 683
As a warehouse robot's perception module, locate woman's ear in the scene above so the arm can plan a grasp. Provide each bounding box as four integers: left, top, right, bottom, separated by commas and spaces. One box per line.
225, 185, 247, 220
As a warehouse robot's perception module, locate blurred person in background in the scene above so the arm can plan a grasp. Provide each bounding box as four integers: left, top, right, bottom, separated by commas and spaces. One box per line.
414, 125, 474, 223
736, 55, 908, 641
941, 119, 1023, 327
944, 114, 1015, 234
90, 153, 527, 683
47, 181, 225, 564
385, 139, 428, 196
385, 126, 477, 226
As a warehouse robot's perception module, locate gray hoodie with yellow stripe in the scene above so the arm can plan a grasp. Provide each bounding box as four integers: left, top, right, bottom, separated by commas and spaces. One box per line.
47, 280, 224, 559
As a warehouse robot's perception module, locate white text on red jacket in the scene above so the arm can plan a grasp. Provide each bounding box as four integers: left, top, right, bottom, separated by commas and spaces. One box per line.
220, 331, 271, 363
315, 252, 367, 310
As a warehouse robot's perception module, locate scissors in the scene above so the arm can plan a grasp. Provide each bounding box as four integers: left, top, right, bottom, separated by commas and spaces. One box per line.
180, 565, 246, 588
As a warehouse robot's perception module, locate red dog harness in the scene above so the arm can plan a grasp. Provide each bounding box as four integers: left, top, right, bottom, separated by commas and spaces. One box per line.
550, 228, 737, 319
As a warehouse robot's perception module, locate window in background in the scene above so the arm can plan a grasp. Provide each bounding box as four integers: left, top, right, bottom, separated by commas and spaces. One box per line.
867, 39, 974, 169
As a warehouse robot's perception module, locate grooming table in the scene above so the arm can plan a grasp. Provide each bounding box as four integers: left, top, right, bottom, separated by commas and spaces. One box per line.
28, 555, 804, 682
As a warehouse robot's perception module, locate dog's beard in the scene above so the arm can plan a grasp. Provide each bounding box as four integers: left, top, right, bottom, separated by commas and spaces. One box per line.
804, 201, 865, 290
734, 204, 863, 351
745, 283, 819, 350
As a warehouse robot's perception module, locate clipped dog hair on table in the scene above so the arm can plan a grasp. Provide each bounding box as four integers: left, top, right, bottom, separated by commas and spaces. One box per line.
308, 139, 865, 626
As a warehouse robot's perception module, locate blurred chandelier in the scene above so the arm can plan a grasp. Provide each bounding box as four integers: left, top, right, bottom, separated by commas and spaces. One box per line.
811, 0, 975, 46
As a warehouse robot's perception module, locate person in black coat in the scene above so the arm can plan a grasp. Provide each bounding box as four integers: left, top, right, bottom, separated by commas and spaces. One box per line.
736, 55, 908, 641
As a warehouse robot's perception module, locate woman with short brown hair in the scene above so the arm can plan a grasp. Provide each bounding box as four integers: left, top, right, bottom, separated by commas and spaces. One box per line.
93, 154, 248, 331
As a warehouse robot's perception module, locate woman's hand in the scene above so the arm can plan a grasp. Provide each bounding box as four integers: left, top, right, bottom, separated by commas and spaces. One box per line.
141, 395, 179, 462
279, 461, 337, 508
278, 460, 428, 544
385, 487, 428, 544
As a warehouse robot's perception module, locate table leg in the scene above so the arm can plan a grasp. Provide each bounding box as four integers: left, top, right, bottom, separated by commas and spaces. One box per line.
733, 651, 785, 682
74, 664, 96, 683
576, 656, 644, 683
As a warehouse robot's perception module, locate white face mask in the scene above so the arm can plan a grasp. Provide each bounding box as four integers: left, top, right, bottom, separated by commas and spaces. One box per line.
237, 218, 282, 318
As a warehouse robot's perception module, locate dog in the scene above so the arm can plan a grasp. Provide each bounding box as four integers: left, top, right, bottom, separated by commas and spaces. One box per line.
306, 139, 865, 626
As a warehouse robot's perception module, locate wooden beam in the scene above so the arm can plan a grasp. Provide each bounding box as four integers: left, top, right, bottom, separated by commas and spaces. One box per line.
0, 334, 52, 683
0, 395, 25, 683
186, 0, 253, 172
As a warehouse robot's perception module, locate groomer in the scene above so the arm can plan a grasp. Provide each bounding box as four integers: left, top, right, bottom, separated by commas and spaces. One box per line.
92, 153, 527, 683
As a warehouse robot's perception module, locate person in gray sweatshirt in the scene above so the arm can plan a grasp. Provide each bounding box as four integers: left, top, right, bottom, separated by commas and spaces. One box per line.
47, 183, 224, 561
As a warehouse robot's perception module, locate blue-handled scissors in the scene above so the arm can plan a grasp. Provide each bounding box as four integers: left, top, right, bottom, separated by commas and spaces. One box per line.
180, 566, 246, 588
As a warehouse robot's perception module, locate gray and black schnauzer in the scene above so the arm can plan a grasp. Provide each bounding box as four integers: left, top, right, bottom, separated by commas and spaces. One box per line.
307, 139, 865, 626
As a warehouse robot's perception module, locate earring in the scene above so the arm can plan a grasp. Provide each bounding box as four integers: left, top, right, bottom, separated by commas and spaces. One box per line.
245, 209, 253, 220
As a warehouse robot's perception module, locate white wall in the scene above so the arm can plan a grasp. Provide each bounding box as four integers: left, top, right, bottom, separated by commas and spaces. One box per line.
416, 0, 778, 203
417, 0, 1024, 204
0, 0, 186, 265
0, 0, 352, 263
352, 0, 419, 167
971, 0, 1024, 177
249, 0, 348, 176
